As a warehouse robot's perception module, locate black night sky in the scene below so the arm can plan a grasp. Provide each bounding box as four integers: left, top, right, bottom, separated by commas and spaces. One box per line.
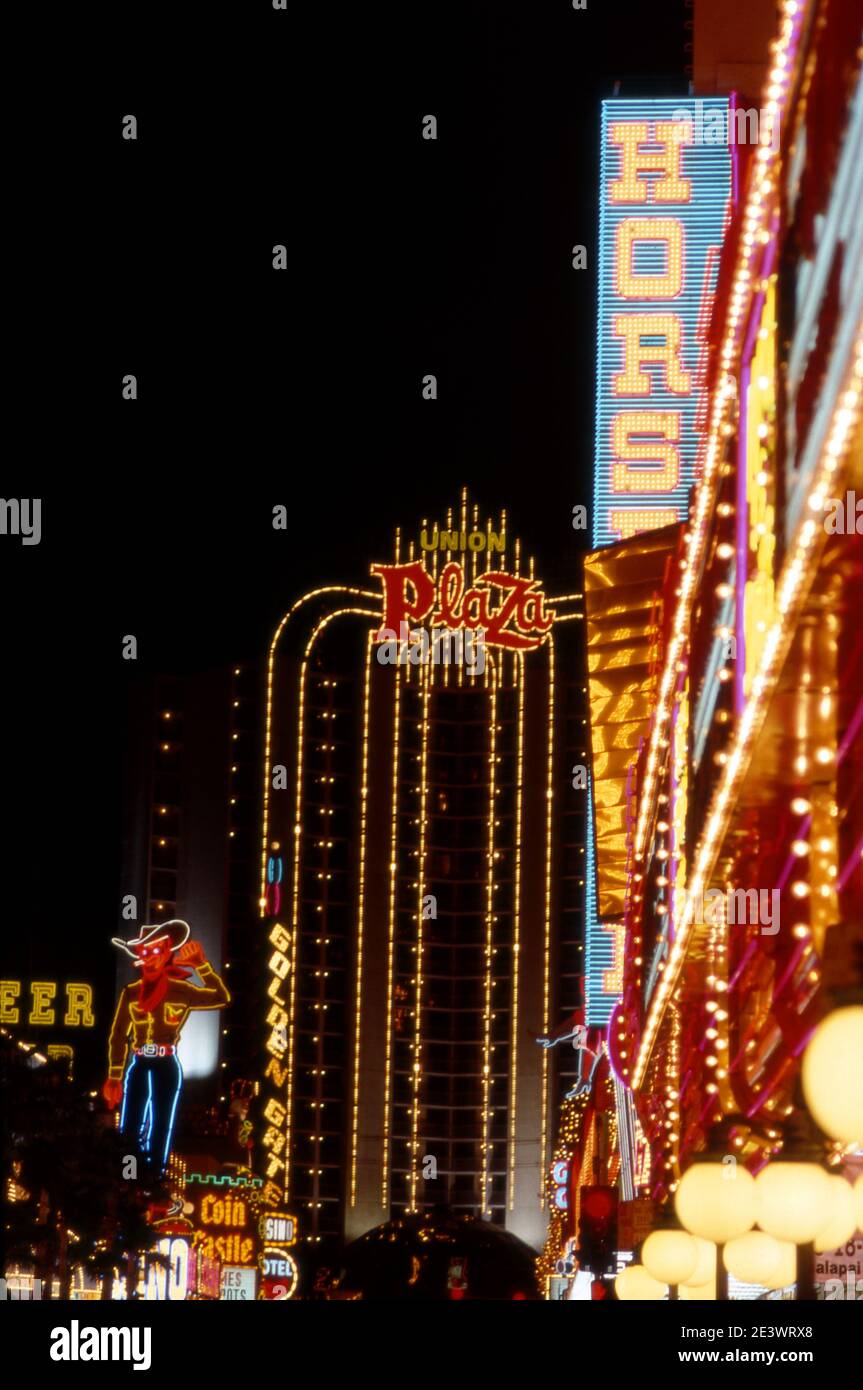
3, 0, 688, 980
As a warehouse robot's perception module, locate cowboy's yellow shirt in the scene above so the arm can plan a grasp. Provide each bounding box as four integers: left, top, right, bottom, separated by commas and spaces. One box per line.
107, 965, 230, 1078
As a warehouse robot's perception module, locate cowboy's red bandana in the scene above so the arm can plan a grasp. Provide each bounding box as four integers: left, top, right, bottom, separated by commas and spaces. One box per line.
107, 965, 230, 1077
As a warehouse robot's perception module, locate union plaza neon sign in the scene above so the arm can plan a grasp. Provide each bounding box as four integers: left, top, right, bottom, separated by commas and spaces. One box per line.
371, 559, 555, 652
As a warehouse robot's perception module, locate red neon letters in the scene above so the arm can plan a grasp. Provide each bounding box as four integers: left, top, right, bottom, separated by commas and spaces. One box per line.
371, 560, 554, 652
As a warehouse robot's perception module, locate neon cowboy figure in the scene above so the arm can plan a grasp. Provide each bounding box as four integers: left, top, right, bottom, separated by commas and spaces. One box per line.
102, 920, 230, 1180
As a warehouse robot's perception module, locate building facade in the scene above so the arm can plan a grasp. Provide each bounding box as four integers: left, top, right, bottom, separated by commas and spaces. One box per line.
547, 0, 863, 1297
256, 495, 587, 1248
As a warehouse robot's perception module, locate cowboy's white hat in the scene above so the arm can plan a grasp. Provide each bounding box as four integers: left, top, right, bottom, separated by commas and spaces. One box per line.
111, 919, 191, 959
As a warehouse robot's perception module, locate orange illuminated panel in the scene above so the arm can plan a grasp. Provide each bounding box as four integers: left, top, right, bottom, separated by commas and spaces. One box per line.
601, 921, 626, 996
615, 219, 684, 299
612, 316, 691, 396
611, 413, 681, 493
608, 509, 678, 541
608, 121, 693, 205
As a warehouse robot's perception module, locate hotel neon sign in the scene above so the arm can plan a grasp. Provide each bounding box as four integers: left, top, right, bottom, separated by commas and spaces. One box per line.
371, 559, 554, 652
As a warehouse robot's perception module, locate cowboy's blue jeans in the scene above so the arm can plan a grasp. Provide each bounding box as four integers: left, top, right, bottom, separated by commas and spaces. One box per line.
119, 1053, 183, 1178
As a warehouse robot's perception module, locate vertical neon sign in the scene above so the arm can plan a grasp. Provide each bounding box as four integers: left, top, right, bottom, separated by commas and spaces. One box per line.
585, 99, 729, 1028
593, 98, 730, 548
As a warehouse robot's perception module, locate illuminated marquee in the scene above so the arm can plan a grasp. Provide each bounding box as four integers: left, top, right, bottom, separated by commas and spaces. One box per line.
741, 280, 777, 698
593, 98, 730, 547
259, 838, 294, 1202
259, 1211, 297, 1246
187, 1174, 259, 1268
0, 980, 94, 1027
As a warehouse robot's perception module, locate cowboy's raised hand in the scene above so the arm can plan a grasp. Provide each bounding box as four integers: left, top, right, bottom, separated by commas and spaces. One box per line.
102, 1077, 123, 1110
176, 939, 206, 968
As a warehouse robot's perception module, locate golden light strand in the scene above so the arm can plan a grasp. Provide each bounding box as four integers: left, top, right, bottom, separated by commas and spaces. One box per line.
349, 632, 375, 1205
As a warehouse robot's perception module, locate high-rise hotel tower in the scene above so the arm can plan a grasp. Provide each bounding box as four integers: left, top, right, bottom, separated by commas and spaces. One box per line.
257, 494, 586, 1248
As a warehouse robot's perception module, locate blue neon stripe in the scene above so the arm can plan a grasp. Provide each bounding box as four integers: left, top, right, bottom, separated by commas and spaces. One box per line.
162, 1055, 183, 1166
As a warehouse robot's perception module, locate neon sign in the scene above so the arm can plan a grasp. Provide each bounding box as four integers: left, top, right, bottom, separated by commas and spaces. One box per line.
188, 1176, 258, 1268
742, 280, 777, 697
102, 921, 230, 1180
371, 560, 554, 651
143, 1237, 189, 1301
552, 1160, 570, 1210
260, 894, 293, 1197
0, 980, 94, 1027
261, 1248, 298, 1300
259, 1211, 297, 1246
593, 98, 730, 546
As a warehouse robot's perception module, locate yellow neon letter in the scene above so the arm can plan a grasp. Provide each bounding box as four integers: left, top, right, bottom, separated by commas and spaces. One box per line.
612, 413, 681, 492
615, 219, 684, 299
64, 983, 95, 1027
609, 121, 693, 204
29, 982, 57, 1026
613, 316, 691, 396
0, 981, 21, 1024
608, 508, 679, 540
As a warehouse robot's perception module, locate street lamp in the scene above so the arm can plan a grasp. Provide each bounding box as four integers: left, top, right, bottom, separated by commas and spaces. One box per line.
722, 1230, 786, 1286
801, 919, 863, 1147
675, 1117, 757, 1300
812, 1175, 857, 1253
615, 1264, 667, 1300
642, 1228, 699, 1288
802, 1005, 863, 1148
679, 1236, 717, 1298
754, 1162, 832, 1245
753, 1095, 834, 1299
855, 1175, 863, 1233
760, 1239, 797, 1292
675, 1116, 757, 1247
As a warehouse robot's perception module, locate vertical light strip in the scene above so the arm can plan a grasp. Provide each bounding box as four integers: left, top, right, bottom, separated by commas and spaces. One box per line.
349, 633, 375, 1205
508, 652, 525, 1208
613, 1073, 635, 1202
458, 490, 468, 689
634, 335, 862, 1084
282, 608, 377, 1200
443, 509, 452, 689
408, 662, 431, 1212
539, 634, 556, 1198
481, 665, 498, 1215
381, 666, 401, 1207
259, 587, 377, 911
631, 1, 807, 867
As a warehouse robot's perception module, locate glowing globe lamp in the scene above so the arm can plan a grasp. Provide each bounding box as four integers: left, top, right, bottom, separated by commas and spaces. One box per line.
762, 1239, 797, 1291
813, 1176, 857, 1253
754, 1161, 833, 1244
802, 1007, 863, 1146
675, 1160, 756, 1242
722, 1231, 782, 1285
642, 1229, 699, 1286
615, 1264, 667, 1301
681, 1237, 716, 1289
